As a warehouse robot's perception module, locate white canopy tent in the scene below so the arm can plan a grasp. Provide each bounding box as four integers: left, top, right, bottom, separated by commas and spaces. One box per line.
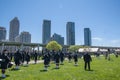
78, 48, 99, 52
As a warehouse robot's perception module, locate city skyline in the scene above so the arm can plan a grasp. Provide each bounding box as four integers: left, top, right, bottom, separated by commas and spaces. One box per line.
0, 0, 120, 46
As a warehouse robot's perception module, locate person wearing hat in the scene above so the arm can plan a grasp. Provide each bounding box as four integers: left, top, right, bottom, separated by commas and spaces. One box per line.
83, 53, 92, 70
43, 53, 49, 71
14, 50, 22, 69
0, 50, 10, 78
55, 52, 60, 69
60, 51, 64, 65
73, 52, 78, 66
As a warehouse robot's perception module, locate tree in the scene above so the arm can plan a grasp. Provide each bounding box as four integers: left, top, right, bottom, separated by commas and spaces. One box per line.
46, 41, 62, 51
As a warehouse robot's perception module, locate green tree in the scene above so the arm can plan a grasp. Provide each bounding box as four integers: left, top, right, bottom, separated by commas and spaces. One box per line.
46, 41, 62, 51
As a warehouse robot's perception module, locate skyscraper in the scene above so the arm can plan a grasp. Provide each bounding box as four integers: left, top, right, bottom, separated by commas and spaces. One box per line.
66, 22, 75, 45
42, 20, 51, 44
52, 33, 64, 45
0, 26, 6, 41
15, 31, 31, 43
84, 28, 92, 46
9, 17, 20, 42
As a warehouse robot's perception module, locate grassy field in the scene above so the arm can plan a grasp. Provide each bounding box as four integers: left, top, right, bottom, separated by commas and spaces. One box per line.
1, 55, 120, 80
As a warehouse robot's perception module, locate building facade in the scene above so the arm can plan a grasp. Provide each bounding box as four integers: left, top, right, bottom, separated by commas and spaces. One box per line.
9, 17, 20, 42
15, 31, 31, 43
0, 26, 6, 41
66, 22, 75, 45
84, 28, 92, 46
42, 20, 51, 44
52, 33, 64, 45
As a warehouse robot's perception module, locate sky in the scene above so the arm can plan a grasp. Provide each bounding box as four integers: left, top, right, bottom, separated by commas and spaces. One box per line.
0, 0, 120, 47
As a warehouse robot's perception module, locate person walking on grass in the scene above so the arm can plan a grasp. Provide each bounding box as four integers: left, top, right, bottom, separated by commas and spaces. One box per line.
55, 52, 60, 69
14, 50, 22, 70
25, 52, 30, 66
60, 51, 64, 65
34, 51, 38, 64
43, 53, 49, 71
73, 52, 78, 66
68, 53, 72, 62
83, 53, 92, 71
0, 50, 10, 78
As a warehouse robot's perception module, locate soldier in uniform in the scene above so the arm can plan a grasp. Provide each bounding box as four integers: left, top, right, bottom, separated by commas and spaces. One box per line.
83, 53, 92, 70
68, 53, 72, 62
14, 50, 22, 69
25, 52, 30, 66
43, 53, 49, 71
73, 53, 78, 66
0, 50, 10, 78
60, 51, 64, 65
34, 51, 38, 64
55, 52, 60, 69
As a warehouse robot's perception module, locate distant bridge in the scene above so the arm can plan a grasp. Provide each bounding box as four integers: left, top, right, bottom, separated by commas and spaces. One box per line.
0, 41, 120, 49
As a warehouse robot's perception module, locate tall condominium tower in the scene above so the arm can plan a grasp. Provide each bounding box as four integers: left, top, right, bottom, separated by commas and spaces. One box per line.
0, 26, 6, 41
42, 20, 51, 44
9, 17, 20, 42
84, 28, 92, 46
66, 22, 75, 45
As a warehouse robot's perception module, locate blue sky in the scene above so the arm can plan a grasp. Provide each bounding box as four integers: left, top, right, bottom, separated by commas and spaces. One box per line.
0, 0, 120, 46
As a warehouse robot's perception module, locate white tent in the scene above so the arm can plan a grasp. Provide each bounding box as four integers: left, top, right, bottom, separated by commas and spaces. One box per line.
78, 48, 99, 52
99, 49, 108, 52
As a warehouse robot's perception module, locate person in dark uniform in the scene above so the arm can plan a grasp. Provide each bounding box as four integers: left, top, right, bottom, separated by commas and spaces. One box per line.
68, 53, 72, 62
21, 51, 25, 65
60, 51, 64, 65
43, 53, 49, 71
0, 50, 10, 78
34, 51, 38, 64
14, 50, 22, 69
47, 51, 51, 66
55, 52, 60, 69
83, 53, 92, 70
73, 53, 78, 66
25, 52, 30, 66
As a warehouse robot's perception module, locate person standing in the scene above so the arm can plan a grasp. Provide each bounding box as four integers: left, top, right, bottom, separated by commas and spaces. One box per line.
0, 50, 10, 78
43, 53, 49, 71
60, 51, 64, 65
55, 52, 60, 69
34, 51, 38, 64
73, 53, 78, 66
83, 53, 92, 71
68, 53, 72, 62
14, 50, 22, 69
25, 52, 30, 66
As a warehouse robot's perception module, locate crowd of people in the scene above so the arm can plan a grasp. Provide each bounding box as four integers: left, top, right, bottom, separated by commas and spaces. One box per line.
0, 48, 119, 78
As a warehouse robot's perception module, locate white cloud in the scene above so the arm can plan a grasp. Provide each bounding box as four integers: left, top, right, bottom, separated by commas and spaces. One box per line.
92, 37, 103, 41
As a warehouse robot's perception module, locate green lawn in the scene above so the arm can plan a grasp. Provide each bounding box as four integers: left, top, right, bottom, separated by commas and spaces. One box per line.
1, 55, 120, 80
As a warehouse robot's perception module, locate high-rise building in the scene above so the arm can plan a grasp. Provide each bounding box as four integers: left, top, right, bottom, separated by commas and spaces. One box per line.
9, 17, 20, 42
66, 22, 75, 45
42, 20, 51, 44
15, 31, 31, 43
52, 33, 64, 45
84, 28, 92, 46
0, 27, 6, 41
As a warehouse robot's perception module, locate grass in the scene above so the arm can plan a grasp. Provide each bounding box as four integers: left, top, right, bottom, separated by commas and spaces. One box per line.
1, 55, 120, 80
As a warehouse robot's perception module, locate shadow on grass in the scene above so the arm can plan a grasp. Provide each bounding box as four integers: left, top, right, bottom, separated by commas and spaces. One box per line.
85, 70, 94, 71
0, 75, 10, 80
60, 64, 64, 65
40, 70, 48, 72
51, 67, 60, 70
10, 68, 20, 71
